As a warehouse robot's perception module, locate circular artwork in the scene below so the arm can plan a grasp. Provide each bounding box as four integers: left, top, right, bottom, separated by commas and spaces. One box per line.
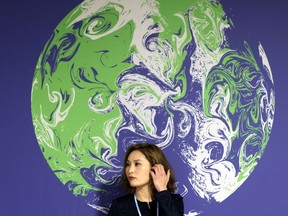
31, 0, 275, 215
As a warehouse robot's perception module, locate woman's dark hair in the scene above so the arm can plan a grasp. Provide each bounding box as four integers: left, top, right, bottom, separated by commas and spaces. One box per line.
121, 143, 176, 194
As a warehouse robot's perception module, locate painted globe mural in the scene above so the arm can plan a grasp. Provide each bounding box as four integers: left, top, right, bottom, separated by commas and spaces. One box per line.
31, 0, 275, 215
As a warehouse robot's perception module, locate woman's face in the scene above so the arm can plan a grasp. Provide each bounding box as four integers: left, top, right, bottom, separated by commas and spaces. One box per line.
125, 150, 152, 189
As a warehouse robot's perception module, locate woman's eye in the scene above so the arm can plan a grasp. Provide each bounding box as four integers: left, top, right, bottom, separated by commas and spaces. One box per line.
125, 162, 130, 167
135, 162, 141, 166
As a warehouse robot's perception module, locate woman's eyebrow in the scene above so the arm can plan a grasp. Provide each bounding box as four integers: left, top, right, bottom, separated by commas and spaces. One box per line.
126, 159, 142, 163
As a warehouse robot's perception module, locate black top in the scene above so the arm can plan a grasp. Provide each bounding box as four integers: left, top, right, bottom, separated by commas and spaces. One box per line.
108, 190, 184, 216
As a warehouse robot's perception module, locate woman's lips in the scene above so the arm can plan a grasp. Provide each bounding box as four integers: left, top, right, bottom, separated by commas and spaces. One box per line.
128, 176, 136, 181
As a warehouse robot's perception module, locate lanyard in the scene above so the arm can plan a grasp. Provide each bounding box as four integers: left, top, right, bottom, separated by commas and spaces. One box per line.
134, 193, 159, 216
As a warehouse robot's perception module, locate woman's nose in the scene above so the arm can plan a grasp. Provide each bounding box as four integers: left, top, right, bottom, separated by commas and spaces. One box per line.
128, 164, 134, 173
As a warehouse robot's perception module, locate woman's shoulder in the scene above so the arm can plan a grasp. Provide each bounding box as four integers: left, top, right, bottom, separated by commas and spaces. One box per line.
108, 194, 135, 215
112, 193, 134, 204
155, 190, 183, 201
171, 193, 183, 200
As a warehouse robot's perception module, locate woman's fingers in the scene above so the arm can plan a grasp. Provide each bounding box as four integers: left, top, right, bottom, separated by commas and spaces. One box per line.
152, 164, 165, 174
150, 164, 169, 192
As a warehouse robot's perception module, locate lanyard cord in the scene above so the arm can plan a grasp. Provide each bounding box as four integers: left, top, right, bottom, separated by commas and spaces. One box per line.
134, 193, 159, 216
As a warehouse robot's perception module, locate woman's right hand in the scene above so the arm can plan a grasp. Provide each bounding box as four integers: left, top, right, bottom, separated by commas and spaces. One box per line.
150, 164, 170, 192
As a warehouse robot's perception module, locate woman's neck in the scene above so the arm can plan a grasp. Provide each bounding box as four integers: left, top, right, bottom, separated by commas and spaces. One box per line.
135, 185, 153, 202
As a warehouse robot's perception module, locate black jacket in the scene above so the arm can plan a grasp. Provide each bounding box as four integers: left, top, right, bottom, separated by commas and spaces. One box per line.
108, 190, 184, 216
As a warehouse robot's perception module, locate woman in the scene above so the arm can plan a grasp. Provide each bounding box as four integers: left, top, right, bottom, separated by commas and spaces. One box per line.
108, 143, 184, 216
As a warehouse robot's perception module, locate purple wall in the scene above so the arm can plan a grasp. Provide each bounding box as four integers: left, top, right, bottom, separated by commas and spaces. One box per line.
1, 0, 287, 215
